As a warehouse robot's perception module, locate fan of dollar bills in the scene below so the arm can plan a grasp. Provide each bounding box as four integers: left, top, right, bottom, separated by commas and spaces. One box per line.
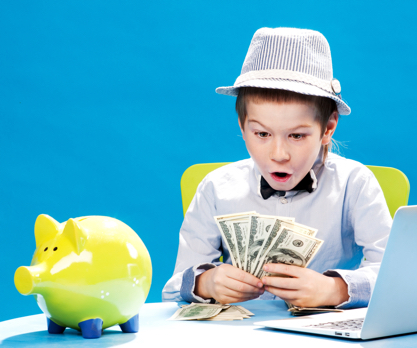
170, 213, 337, 319
213, 212, 336, 316
214, 211, 323, 278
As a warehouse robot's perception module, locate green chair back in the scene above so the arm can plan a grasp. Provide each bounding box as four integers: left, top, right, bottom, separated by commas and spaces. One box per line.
181, 163, 410, 218
366, 165, 410, 217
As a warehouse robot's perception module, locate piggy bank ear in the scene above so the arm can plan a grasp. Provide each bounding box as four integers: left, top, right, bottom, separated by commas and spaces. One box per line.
62, 218, 87, 255
35, 214, 60, 248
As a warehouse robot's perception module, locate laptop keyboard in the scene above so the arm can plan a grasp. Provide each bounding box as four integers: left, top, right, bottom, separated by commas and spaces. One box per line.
306, 318, 364, 331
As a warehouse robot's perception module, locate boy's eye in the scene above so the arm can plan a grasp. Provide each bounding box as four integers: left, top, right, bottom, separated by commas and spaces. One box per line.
256, 132, 269, 138
290, 134, 304, 140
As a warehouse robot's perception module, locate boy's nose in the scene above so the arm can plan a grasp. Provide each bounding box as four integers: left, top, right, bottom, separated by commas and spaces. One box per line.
270, 141, 290, 163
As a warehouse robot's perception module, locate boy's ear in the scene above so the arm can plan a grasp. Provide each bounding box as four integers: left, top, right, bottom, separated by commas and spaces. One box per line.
321, 111, 338, 145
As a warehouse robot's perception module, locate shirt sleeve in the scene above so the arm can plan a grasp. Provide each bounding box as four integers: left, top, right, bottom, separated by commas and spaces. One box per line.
162, 176, 224, 302
324, 167, 392, 309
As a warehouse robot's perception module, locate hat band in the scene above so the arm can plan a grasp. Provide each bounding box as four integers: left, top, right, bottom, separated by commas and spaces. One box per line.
234, 69, 334, 95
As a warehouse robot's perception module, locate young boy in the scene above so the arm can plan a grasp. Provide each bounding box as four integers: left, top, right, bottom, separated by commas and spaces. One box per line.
162, 27, 392, 309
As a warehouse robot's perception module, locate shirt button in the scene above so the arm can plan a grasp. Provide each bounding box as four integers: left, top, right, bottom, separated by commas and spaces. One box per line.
280, 197, 288, 204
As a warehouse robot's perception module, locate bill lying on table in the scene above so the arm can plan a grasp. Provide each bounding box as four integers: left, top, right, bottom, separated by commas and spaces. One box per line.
169, 303, 254, 321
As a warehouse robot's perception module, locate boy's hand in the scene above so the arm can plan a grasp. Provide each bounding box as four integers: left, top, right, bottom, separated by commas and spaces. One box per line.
261, 263, 349, 308
195, 264, 264, 304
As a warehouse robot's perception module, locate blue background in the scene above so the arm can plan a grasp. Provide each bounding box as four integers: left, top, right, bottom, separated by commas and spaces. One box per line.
1, 1, 415, 322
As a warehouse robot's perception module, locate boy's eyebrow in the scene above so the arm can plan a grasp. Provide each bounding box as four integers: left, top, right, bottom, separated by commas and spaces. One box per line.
247, 119, 268, 129
247, 119, 313, 131
287, 124, 313, 131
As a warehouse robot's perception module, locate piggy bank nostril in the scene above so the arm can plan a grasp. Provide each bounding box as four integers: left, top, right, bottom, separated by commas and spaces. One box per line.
14, 266, 35, 295
44, 247, 48, 252
53, 247, 58, 251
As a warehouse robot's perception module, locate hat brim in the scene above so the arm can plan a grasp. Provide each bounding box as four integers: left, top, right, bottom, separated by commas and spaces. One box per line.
216, 79, 351, 115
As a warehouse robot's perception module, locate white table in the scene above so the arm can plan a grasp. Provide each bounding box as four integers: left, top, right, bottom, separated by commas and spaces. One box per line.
1, 300, 417, 347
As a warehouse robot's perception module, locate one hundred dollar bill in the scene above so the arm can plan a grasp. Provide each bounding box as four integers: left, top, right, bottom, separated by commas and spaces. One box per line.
215, 219, 240, 267
250, 216, 296, 276
232, 219, 250, 270
246, 216, 277, 275
172, 303, 254, 321
169, 303, 228, 320
246, 215, 294, 275
245, 215, 265, 275
280, 220, 318, 237
214, 212, 256, 269
201, 306, 250, 320
284, 300, 342, 316
235, 305, 254, 316
255, 227, 323, 278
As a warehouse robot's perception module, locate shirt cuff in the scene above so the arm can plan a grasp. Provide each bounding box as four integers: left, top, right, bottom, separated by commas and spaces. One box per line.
324, 269, 371, 309
180, 263, 218, 303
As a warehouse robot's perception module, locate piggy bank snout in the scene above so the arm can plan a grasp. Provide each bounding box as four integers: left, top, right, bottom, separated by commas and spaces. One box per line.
15, 266, 36, 295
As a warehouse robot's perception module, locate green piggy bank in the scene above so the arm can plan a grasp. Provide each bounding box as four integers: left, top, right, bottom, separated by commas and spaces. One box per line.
14, 214, 152, 339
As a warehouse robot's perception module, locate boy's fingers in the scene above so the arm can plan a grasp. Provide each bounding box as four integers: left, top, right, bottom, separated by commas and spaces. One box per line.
264, 286, 297, 301
263, 263, 302, 277
219, 287, 263, 301
216, 293, 261, 304
261, 275, 298, 289
227, 267, 263, 288
222, 276, 264, 294
215, 264, 262, 288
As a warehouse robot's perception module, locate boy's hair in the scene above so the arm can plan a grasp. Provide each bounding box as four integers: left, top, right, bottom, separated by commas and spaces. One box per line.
236, 87, 338, 161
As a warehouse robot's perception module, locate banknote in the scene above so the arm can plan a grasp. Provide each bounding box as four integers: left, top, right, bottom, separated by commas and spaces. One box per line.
250, 219, 319, 277
171, 303, 254, 321
245, 215, 279, 275
232, 219, 250, 270
169, 303, 228, 320
285, 301, 343, 316
245, 215, 269, 274
215, 219, 240, 267
215, 212, 256, 269
249, 216, 296, 275
280, 220, 318, 237
198, 305, 254, 321
255, 227, 323, 278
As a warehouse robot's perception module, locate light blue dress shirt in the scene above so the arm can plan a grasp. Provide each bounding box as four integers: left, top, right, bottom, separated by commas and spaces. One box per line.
162, 153, 392, 308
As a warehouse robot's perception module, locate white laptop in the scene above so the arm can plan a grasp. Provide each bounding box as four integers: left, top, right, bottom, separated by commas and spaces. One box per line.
254, 205, 417, 340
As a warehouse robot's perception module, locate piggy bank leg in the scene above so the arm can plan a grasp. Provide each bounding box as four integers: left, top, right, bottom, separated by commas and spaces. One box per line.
47, 318, 66, 334
78, 318, 103, 339
119, 314, 139, 333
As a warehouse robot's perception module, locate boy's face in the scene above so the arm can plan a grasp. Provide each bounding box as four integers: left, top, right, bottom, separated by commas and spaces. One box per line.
239, 99, 337, 192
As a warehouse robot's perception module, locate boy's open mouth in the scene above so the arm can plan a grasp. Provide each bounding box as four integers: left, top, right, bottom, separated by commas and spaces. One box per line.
271, 172, 292, 183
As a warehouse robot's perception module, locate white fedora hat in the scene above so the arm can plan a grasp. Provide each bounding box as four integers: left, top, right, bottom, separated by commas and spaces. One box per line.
216, 27, 351, 115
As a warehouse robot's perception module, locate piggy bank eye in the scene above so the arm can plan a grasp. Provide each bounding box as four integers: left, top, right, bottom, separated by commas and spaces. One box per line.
44, 247, 48, 252
53, 247, 58, 251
